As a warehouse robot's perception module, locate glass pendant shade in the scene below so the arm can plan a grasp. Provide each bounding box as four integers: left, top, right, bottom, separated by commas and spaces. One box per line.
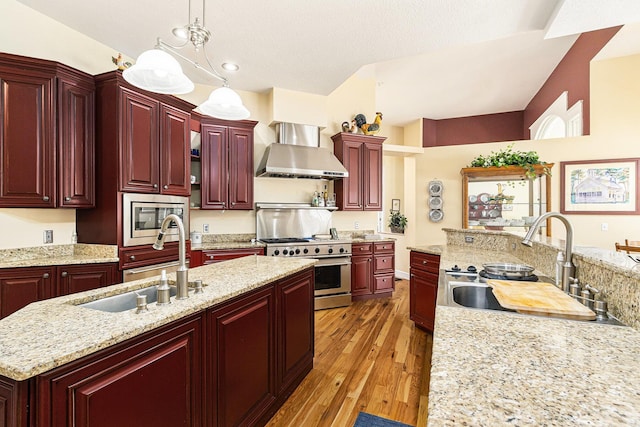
123, 49, 195, 95
198, 86, 250, 120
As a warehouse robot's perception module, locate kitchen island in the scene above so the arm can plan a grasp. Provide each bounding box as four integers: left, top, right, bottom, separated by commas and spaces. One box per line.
409, 234, 640, 426
0, 255, 316, 426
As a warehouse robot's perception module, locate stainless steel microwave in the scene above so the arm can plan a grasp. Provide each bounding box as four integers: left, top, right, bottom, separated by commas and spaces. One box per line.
122, 193, 189, 247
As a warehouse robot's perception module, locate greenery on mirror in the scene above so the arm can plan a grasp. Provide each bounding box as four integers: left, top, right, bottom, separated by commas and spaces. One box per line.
388, 210, 408, 234
468, 144, 550, 179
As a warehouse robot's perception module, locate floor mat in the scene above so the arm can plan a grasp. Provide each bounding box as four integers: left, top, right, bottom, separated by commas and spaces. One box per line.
353, 412, 412, 427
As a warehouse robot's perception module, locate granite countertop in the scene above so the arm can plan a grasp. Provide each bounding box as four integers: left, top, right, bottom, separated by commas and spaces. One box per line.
407, 244, 640, 425
0, 244, 118, 268
0, 256, 316, 381
191, 241, 266, 251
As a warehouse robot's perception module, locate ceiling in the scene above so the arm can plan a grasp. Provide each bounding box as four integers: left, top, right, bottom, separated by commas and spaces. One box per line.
17, 0, 640, 126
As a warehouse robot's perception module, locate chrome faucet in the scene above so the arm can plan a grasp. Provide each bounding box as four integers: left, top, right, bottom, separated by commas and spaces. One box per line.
521, 212, 575, 292
153, 214, 189, 300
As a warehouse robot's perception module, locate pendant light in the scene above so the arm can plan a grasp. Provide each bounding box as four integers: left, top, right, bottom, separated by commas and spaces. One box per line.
123, 0, 250, 120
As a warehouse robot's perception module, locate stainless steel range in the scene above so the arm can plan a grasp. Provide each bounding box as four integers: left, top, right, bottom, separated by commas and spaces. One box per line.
256, 204, 352, 310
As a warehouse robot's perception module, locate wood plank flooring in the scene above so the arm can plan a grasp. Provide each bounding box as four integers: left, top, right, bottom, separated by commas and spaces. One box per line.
266, 280, 433, 427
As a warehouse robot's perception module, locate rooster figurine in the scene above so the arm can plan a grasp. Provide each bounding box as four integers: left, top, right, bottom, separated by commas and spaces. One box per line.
354, 112, 383, 135
112, 53, 132, 71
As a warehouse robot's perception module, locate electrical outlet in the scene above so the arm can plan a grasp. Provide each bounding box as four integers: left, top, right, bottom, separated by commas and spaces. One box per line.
464, 236, 474, 244
601, 223, 608, 231
203, 224, 209, 233
44, 230, 53, 244
354, 221, 359, 230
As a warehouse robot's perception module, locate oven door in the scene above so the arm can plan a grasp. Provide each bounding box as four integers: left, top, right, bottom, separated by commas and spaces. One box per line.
314, 256, 351, 297
123, 193, 189, 246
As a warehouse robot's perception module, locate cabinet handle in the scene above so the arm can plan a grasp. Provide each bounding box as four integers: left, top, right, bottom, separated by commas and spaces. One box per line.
65, 196, 71, 201
208, 254, 214, 259
422, 260, 428, 264
43, 273, 49, 279
231, 202, 235, 206
153, 184, 158, 189
43, 196, 50, 202
130, 255, 136, 261
61, 271, 68, 277
163, 185, 168, 189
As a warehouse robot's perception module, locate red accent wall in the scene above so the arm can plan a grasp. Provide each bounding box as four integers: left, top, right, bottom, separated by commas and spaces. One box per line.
421, 26, 622, 147
523, 26, 621, 137
422, 111, 524, 147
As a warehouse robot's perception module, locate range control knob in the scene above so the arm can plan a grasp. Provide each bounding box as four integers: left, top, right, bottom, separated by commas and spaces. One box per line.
295, 249, 300, 254
303, 248, 309, 254
315, 248, 320, 254
283, 249, 289, 255
339, 247, 345, 253
274, 250, 280, 256
290, 251, 295, 256
328, 248, 334, 254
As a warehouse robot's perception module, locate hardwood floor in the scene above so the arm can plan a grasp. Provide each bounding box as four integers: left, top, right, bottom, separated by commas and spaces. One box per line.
266, 280, 433, 427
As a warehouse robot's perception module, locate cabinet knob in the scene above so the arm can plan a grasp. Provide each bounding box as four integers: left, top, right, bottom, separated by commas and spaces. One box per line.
130, 255, 136, 261
43, 196, 50, 202
61, 271, 68, 277
422, 260, 428, 264
231, 202, 235, 206
383, 259, 387, 263
65, 196, 71, 201
208, 254, 214, 259
43, 273, 50, 279
163, 185, 168, 190
153, 184, 158, 189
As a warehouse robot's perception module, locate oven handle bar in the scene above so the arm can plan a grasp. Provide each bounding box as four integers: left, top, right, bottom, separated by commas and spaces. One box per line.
313, 257, 351, 267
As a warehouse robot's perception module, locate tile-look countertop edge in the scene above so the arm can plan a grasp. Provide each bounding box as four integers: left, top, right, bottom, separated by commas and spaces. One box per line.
0, 256, 316, 381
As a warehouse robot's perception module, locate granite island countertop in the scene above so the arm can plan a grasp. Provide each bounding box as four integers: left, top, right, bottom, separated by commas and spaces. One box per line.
0, 255, 316, 381
407, 243, 640, 426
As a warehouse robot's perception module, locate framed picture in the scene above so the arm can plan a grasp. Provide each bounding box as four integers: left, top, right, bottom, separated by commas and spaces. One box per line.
560, 158, 640, 215
391, 199, 400, 213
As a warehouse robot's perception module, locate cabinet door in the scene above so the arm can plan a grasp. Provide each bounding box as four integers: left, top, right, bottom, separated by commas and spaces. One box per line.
351, 255, 372, 297
159, 104, 190, 196
119, 88, 159, 193
207, 287, 276, 427
0, 267, 54, 319
38, 316, 203, 427
201, 124, 228, 209
277, 269, 314, 393
363, 141, 383, 210
57, 263, 117, 296
0, 70, 56, 207
410, 270, 438, 332
228, 126, 254, 210
57, 75, 95, 208
0, 376, 29, 427
337, 140, 363, 210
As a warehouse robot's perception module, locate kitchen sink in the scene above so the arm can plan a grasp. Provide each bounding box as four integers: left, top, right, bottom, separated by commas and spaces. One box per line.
78, 285, 177, 313
451, 285, 513, 312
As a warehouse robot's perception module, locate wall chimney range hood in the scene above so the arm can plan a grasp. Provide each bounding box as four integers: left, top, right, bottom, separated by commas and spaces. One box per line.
256, 123, 348, 179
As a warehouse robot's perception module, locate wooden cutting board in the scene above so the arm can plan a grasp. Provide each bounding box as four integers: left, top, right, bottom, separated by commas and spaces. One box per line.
487, 279, 596, 320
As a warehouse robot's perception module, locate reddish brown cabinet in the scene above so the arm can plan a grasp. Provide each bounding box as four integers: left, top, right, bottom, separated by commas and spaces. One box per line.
409, 251, 441, 332
95, 71, 192, 197
200, 119, 257, 210
0, 263, 118, 319
332, 133, 385, 211
0, 53, 95, 208
191, 247, 265, 267
351, 241, 395, 300
37, 315, 203, 427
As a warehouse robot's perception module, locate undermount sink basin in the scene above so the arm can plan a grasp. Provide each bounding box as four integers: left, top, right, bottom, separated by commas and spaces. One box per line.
451, 285, 513, 312
79, 285, 177, 313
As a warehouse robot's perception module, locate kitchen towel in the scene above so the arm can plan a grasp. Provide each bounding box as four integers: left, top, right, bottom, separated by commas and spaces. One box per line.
353, 412, 411, 427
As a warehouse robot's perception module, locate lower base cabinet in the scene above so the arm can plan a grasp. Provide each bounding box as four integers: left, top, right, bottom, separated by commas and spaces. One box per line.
409, 251, 441, 332
351, 241, 395, 300
0, 267, 314, 427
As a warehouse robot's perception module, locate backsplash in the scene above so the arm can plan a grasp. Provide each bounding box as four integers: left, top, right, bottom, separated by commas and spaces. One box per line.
444, 228, 640, 330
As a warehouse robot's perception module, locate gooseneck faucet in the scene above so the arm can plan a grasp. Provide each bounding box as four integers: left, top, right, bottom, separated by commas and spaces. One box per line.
153, 214, 189, 300
521, 212, 575, 293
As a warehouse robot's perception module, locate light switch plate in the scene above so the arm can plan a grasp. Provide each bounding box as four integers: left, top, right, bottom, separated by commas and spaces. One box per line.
44, 230, 53, 244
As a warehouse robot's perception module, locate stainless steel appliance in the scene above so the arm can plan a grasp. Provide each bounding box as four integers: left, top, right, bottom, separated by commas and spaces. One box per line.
122, 193, 189, 247
256, 203, 352, 310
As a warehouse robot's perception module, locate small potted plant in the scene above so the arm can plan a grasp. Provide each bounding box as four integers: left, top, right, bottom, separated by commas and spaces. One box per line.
388, 211, 408, 234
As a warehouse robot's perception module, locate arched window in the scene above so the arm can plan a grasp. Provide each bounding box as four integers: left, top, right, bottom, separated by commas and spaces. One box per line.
529, 91, 583, 140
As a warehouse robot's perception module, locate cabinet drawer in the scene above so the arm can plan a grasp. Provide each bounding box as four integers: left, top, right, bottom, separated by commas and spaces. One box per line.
374, 273, 395, 294
374, 254, 394, 273
201, 248, 264, 265
373, 241, 394, 253
410, 251, 440, 274
352, 243, 373, 255
119, 241, 190, 270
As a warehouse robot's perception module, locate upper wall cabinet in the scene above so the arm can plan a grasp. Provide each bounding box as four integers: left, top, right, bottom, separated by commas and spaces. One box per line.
95, 71, 191, 196
461, 164, 554, 236
0, 53, 95, 208
332, 133, 385, 211
198, 116, 258, 210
